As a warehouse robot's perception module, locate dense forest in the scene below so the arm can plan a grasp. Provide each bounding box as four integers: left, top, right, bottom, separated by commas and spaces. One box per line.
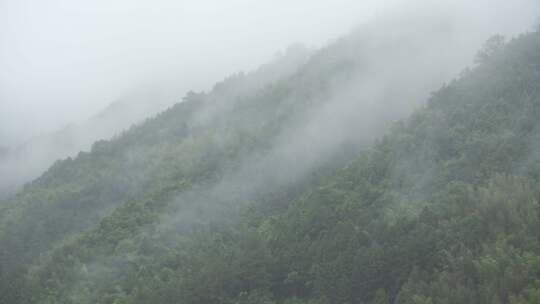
2, 21, 540, 304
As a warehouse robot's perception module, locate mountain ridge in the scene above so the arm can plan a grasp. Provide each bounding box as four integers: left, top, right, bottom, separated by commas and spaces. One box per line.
2, 19, 540, 304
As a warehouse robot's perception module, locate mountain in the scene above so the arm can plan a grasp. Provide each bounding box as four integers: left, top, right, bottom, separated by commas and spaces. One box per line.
0, 89, 174, 198
0, 45, 311, 199
2, 16, 540, 304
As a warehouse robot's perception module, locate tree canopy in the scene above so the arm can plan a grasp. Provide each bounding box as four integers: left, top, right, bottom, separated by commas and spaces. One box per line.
2, 29, 540, 304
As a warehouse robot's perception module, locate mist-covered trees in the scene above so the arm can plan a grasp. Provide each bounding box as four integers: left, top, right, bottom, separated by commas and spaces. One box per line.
2, 26, 540, 304
475, 34, 506, 64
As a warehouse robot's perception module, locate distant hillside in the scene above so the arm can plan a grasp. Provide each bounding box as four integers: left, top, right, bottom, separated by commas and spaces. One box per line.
0, 45, 311, 199
0, 90, 173, 198
1, 15, 535, 304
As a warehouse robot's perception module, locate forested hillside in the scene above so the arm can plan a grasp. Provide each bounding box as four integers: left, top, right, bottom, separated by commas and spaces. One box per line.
2, 19, 540, 304
0, 44, 311, 199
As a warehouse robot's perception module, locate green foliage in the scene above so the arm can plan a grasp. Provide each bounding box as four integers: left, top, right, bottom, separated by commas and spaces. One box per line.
3, 31, 540, 304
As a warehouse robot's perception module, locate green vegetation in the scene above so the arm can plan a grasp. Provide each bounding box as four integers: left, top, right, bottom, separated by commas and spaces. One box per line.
2, 29, 540, 304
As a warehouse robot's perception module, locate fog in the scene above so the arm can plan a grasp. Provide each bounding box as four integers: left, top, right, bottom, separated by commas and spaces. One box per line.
48, 4, 540, 297
0, 0, 537, 196
0, 0, 384, 196
2, 0, 540, 302
0, 0, 385, 149
1, 0, 538, 197
153, 0, 540, 234
1, 0, 537, 147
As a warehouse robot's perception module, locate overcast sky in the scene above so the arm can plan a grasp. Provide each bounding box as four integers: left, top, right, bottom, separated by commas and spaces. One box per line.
1, 0, 539, 148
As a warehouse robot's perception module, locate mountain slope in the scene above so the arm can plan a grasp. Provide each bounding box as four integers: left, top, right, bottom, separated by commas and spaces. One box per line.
0, 17, 535, 304
0, 45, 311, 199
20, 31, 540, 304
0, 89, 174, 198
